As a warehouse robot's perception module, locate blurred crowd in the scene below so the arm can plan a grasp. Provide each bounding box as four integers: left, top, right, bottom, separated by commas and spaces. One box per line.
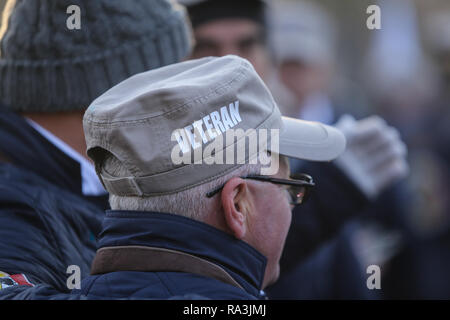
266, 0, 450, 298
0, 0, 449, 299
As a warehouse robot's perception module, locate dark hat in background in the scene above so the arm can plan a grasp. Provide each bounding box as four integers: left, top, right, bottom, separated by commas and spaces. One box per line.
0, 0, 192, 113
181, 0, 267, 29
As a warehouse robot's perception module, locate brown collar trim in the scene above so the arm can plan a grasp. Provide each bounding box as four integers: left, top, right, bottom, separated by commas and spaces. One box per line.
91, 245, 244, 290
0, 152, 11, 163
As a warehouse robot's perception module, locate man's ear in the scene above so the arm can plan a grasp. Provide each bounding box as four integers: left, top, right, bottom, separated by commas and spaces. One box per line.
221, 177, 252, 239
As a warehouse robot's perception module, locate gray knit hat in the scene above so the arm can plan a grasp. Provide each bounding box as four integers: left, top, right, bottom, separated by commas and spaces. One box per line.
0, 0, 192, 112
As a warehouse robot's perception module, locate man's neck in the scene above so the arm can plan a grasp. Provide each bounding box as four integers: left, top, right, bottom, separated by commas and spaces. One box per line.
22, 111, 89, 160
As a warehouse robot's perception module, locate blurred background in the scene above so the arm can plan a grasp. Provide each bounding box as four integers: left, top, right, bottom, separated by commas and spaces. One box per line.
261, 1, 450, 299
2, 0, 448, 234
264, 0, 450, 237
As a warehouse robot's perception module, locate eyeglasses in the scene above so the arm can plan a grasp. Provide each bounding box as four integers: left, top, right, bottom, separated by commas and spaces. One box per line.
206, 173, 315, 206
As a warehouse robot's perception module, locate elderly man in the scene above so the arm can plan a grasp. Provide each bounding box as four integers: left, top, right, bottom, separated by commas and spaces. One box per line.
75, 55, 345, 299
182, 0, 410, 299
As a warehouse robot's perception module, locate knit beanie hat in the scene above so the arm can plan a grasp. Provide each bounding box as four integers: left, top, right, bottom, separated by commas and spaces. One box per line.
0, 0, 192, 112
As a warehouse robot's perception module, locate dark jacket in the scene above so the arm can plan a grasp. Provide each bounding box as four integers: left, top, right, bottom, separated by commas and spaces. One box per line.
267, 220, 382, 299
279, 161, 369, 275
74, 211, 268, 300
383, 226, 450, 299
267, 160, 408, 299
0, 108, 105, 298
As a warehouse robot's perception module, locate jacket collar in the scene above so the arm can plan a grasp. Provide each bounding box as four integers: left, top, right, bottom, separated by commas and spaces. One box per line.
0, 107, 109, 209
0, 107, 82, 193
97, 210, 267, 297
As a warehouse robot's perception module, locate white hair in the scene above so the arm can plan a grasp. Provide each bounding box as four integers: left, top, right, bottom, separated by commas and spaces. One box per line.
103, 155, 264, 221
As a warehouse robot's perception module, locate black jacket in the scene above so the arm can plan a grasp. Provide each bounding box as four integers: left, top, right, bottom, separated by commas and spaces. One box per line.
279, 161, 369, 274
74, 211, 268, 299
0, 107, 105, 297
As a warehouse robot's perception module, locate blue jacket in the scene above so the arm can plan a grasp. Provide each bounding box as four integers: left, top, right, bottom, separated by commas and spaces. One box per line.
74, 211, 268, 300
267, 157, 408, 299
0, 108, 105, 298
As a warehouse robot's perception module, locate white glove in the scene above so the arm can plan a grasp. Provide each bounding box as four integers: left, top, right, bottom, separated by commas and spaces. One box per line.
333, 115, 409, 199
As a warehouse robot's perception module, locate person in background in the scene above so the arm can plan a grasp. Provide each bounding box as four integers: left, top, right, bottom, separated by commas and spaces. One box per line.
181, 0, 410, 299
0, 0, 191, 298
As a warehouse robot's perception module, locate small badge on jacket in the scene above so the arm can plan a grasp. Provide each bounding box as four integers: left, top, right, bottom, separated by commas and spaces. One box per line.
0, 271, 34, 290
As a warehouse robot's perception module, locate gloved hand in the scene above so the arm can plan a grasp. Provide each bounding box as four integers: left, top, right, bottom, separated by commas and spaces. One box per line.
333, 115, 409, 199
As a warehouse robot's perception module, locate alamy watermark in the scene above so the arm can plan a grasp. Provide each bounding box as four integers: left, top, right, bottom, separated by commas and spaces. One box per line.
169, 100, 280, 175
367, 5, 381, 30
66, 265, 81, 290
171, 127, 280, 176
66, 4, 381, 31
366, 264, 381, 290
66, 5, 81, 30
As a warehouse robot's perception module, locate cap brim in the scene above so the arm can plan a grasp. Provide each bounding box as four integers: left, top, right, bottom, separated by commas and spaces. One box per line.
273, 116, 346, 161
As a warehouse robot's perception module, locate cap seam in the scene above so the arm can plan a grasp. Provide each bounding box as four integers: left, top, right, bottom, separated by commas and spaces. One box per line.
84, 60, 253, 126
132, 149, 263, 197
